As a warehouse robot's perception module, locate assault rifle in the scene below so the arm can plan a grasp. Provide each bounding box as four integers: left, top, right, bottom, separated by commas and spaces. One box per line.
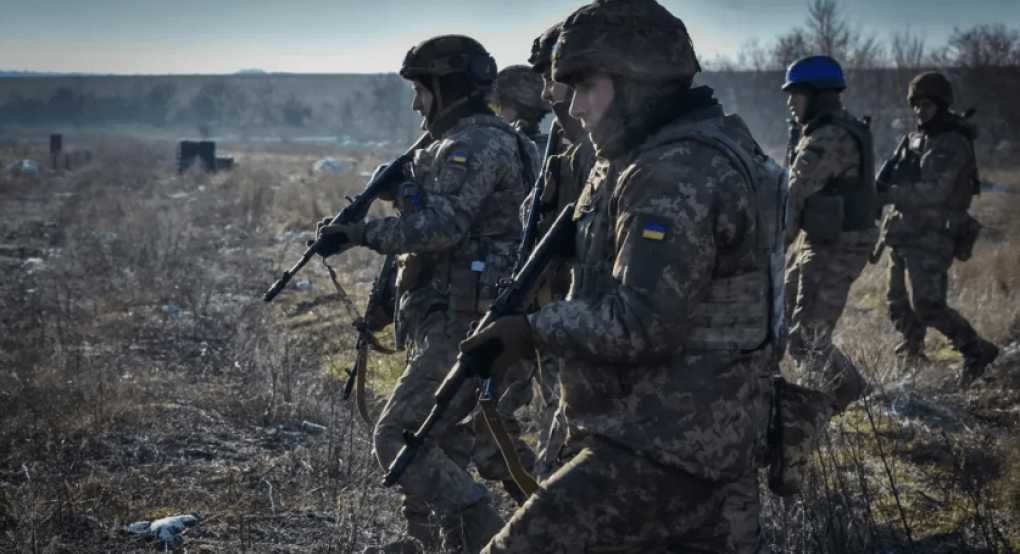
515, 120, 563, 271
382, 203, 576, 488
263, 133, 432, 302
343, 255, 400, 424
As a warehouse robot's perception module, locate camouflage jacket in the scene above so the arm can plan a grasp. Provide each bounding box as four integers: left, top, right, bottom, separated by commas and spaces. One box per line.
364, 114, 533, 257
526, 105, 766, 483
363, 114, 535, 313
512, 119, 548, 155
519, 136, 597, 235
883, 119, 977, 256
787, 109, 878, 248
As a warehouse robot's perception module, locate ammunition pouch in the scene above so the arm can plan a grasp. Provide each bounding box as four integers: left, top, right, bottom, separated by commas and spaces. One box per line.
765, 376, 835, 496
953, 213, 982, 262
801, 193, 844, 241
687, 270, 769, 351
447, 250, 515, 314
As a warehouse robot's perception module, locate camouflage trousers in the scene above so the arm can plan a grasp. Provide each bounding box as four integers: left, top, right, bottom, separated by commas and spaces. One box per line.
784, 233, 873, 392
721, 469, 764, 554
372, 304, 492, 530
887, 246, 978, 350
481, 437, 735, 554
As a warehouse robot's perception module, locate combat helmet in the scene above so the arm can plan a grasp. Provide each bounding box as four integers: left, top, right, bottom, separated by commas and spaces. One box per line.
496, 65, 549, 114
782, 55, 846, 93
907, 71, 954, 108
551, 0, 701, 85
528, 24, 561, 74
400, 35, 497, 88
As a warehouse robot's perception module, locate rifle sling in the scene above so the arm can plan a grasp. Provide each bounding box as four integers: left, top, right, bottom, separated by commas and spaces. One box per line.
324, 258, 402, 426
479, 379, 539, 499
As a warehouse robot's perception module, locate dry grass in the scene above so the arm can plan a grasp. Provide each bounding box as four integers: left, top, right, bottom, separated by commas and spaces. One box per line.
1, 137, 1018, 553
763, 170, 1020, 553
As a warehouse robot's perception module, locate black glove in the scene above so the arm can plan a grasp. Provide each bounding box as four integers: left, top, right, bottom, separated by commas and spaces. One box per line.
307, 217, 365, 257
459, 316, 534, 379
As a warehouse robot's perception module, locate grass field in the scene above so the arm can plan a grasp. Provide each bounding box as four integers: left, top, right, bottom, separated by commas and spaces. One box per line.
0, 137, 1018, 553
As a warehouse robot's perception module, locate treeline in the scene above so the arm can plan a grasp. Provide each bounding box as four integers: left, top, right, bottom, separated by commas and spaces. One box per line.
0, 82, 315, 128
704, 0, 1020, 71
0, 73, 418, 144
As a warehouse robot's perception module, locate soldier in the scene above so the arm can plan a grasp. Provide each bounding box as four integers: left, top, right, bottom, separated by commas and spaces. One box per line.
522, 22, 598, 481
312, 35, 537, 554
877, 71, 998, 386
781, 55, 875, 413
495, 65, 552, 152
460, 0, 784, 551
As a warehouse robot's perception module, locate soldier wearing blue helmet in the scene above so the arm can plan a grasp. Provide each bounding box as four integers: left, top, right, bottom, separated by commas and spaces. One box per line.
781, 55, 877, 413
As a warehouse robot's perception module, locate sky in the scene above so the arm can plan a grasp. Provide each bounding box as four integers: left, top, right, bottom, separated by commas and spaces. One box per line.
0, 0, 1016, 75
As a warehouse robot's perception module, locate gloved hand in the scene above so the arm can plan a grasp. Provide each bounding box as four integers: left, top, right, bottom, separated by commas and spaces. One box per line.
459, 315, 534, 380
307, 217, 365, 257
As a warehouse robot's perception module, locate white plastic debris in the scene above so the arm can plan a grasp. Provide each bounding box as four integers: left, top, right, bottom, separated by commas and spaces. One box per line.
2, 159, 41, 175
301, 421, 326, 434
127, 513, 200, 547
161, 305, 186, 315
294, 279, 313, 290
312, 157, 352, 173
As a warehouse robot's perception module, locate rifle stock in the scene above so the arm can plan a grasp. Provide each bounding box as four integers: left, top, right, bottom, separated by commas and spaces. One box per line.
382, 203, 576, 487
263, 134, 431, 302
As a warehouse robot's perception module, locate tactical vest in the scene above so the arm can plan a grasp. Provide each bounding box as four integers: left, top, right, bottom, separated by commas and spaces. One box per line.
802, 114, 876, 230
398, 117, 536, 315
903, 128, 979, 211
571, 116, 788, 352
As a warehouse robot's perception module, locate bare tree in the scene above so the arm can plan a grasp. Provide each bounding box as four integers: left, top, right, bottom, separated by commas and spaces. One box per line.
772, 29, 812, 70
737, 38, 777, 71
806, 0, 849, 60
935, 24, 1020, 67
890, 30, 928, 69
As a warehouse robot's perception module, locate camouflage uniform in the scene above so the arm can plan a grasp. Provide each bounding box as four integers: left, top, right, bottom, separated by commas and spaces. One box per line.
880, 72, 998, 385
364, 36, 537, 554
784, 107, 877, 409
480, 2, 778, 551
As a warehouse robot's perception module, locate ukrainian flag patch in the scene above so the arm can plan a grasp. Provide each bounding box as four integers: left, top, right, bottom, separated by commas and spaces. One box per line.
452, 150, 468, 164
641, 221, 666, 241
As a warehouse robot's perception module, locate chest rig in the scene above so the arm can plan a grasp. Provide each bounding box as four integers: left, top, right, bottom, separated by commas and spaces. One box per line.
569, 118, 787, 352
903, 129, 979, 211
800, 114, 876, 231
396, 117, 535, 315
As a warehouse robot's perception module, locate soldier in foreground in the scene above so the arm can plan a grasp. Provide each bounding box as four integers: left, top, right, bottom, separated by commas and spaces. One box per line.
781, 55, 875, 413
495, 65, 552, 152
312, 35, 537, 554
877, 71, 998, 386
460, 0, 782, 550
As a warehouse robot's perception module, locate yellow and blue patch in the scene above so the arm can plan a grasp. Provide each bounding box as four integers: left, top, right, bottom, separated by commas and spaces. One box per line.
452, 150, 468, 164
641, 221, 666, 241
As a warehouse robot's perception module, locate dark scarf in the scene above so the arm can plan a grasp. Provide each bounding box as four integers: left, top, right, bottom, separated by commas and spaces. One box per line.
427, 94, 494, 138
593, 84, 719, 160
921, 109, 977, 141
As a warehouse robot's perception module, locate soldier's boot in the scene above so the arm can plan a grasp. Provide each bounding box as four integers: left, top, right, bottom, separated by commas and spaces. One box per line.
894, 338, 928, 365
959, 338, 999, 388
443, 498, 505, 554
363, 504, 439, 554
